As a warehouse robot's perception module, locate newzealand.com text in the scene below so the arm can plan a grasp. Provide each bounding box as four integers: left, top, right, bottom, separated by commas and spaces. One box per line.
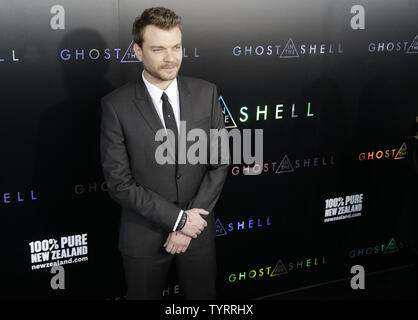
324, 212, 361, 223
31, 256, 88, 270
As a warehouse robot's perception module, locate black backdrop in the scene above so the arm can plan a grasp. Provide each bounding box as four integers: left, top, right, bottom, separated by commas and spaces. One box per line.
1, 0, 417, 299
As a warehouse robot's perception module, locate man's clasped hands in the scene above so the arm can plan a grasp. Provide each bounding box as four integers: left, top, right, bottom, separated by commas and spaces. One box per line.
163, 208, 209, 254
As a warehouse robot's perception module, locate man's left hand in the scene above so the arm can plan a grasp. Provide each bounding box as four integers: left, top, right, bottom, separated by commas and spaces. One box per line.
163, 231, 192, 254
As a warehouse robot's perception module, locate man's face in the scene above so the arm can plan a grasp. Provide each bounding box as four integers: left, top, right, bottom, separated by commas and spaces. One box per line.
134, 25, 183, 83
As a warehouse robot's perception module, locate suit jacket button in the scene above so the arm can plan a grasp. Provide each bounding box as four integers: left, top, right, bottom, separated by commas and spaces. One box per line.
176, 173, 181, 179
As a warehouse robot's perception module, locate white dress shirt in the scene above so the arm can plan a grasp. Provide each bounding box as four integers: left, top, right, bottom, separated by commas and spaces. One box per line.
141, 70, 184, 231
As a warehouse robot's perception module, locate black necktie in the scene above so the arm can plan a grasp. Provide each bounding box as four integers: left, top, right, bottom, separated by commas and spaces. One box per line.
161, 92, 178, 162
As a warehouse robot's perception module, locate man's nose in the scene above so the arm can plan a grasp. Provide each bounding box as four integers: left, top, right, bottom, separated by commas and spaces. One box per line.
163, 49, 175, 61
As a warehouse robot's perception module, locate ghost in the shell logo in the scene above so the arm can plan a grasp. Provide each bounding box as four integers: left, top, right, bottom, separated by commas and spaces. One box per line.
227, 256, 327, 283
59, 41, 200, 62
59, 48, 122, 61
215, 217, 271, 236
232, 38, 343, 57
368, 35, 418, 54
238, 101, 314, 123
358, 143, 406, 161
230, 154, 335, 176
348, 237, 403, 258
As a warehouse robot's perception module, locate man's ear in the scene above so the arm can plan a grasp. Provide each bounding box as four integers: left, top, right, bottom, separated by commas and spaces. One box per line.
133, 43, 142, 62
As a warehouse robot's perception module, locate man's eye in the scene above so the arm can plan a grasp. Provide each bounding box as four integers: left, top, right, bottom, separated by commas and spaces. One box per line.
153, 49, 161, 52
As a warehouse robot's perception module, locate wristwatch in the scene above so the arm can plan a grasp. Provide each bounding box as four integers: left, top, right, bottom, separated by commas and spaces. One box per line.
175, 211, 187, 231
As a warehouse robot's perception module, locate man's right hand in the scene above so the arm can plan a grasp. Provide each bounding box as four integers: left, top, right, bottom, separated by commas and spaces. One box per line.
179, 208, 209, 238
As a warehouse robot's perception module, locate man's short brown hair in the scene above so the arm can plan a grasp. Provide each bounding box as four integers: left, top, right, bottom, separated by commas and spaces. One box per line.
132, 7, 182, 47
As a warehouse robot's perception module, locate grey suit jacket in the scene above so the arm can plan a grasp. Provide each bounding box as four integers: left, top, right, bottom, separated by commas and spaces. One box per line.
100, 73, 230, 257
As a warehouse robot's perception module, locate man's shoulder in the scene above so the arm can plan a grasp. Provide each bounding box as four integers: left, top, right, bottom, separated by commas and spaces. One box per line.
101, 75, 217, 107
179, 74, 217, 91
101, 80, 136, 105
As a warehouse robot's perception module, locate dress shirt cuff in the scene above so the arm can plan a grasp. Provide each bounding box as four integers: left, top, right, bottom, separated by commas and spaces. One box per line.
172, 210, 184, 231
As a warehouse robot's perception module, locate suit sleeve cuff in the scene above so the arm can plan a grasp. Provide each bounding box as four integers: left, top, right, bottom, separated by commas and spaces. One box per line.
172, 210, 184, 231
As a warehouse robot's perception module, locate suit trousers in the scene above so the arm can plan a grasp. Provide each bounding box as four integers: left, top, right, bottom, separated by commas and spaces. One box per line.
121, 226, 217, 300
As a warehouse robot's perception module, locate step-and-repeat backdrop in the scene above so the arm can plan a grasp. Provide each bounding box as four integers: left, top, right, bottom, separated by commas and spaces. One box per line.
1, 0, 417, 299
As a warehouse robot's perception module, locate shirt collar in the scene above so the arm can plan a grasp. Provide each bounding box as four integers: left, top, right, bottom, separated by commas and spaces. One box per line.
142, 70, 178, 104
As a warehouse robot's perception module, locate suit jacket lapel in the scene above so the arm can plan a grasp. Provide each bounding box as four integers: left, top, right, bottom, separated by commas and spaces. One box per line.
132, 73, 195, 164
132, 74, 165, 135
177, 74, 195, 139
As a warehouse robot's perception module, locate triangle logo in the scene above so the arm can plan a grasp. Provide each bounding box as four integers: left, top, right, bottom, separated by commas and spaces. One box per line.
394, 142, 407, 159
280, 38, 299, 58
121, 41, 140, 63
219, 95, 237, 128
406, 35, 418, 54
276, 155, 294, 174
215, 218, 227, 236
383, 238, 399, 254
270, 259, 288, 277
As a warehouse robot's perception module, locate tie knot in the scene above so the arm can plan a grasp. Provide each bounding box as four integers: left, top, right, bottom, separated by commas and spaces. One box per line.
161, 92, 169, 103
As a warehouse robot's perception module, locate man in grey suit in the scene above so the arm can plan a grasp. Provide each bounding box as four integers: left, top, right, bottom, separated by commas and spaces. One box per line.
100, 7, 230, 300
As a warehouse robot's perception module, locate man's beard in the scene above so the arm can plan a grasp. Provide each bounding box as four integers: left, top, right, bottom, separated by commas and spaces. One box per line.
144, 63, 179, 81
